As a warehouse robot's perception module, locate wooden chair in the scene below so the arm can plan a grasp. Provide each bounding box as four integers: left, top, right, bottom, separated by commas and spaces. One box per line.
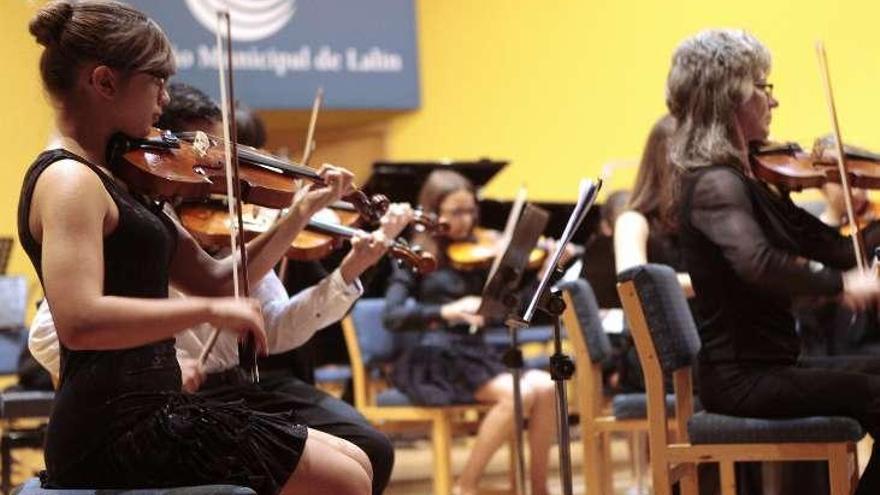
341, 298, 513, 495
559, 278, 651, 495
617, 263, 863, 495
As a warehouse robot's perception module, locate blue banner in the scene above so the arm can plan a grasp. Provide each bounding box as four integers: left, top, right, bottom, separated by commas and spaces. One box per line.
126, 0, 420, 110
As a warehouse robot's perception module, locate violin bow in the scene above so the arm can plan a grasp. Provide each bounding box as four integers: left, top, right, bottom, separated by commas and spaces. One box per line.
198, 10, 259, 382
301, 86, 324, 166
276, 87, 325, 282
816, 41, 868, 272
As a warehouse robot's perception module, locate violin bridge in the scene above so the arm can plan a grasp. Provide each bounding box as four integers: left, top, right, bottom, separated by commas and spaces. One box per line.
192, 131, 211, 158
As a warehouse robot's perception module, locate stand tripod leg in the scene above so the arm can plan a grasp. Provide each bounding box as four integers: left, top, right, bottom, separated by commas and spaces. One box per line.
504, 324, 528, 495
550, 311, 575, 495
512, 365, 527, 495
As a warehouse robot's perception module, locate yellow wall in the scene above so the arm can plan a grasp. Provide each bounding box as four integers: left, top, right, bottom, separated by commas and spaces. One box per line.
1, 2, 54, 311
389, 0, 880, 202
6, 0, 880, 302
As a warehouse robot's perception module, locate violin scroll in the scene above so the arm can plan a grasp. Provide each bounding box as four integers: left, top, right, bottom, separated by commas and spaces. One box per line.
345, 191, 389, 224
390, 241, 437, 274
407, 208, 450, 235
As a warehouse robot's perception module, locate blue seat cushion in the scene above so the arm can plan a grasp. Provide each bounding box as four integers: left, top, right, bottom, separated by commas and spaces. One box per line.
1, 391, 55, 419
375, 388, 490, 409
376, 387, 413, 407
524, 354, 550, 370
612, 393, 671, 420
611, 394, 704, 420
483, 325, 554, 346
313, 365, 352, 384
688, 411, 865, 444
13, 477, 256, 495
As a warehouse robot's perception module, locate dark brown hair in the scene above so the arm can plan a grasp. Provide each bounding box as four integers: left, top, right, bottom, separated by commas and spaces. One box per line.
29, 0, 175, 99
413, 170, 477, 262
234, 102, 267, 149
627, 114, 680, 232
157, 82, 221, 133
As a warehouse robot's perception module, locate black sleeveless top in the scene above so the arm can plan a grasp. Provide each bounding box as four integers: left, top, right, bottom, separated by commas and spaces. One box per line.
18, 150, 307, 492
18, 149, 182, 477
645, 216, 687, 273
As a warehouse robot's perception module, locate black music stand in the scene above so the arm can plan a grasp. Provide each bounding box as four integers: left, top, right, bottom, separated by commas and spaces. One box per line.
481, 179, 602, 495
477, 204, 548, 495
363, 159, 508, 205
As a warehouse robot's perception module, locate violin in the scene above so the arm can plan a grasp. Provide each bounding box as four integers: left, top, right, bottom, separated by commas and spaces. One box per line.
106, 128, 390, 224
447, 227, 547, 271
750, 140, 880, 192
836, 200, 880, 236
177, 201, 438, 274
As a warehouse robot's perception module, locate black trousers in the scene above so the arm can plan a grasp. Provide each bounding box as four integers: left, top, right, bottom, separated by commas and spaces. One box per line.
199, 369, 394, 494
699, 355, 880, 495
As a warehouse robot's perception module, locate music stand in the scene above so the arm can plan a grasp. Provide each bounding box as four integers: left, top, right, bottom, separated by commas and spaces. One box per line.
363, 159, 508, 205
477, 204, 548, 495
481, 179, 602, 495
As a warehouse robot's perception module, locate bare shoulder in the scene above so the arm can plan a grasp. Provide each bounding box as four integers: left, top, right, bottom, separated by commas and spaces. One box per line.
30, 159, 116, 241
32, 159, 108, 203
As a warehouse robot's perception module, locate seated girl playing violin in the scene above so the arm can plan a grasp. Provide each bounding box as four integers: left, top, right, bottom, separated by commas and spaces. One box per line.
382, 170, 556, 495
20, 1, 371, 493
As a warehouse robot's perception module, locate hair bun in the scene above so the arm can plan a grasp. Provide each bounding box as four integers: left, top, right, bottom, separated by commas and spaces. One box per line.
29, 1, 74, 47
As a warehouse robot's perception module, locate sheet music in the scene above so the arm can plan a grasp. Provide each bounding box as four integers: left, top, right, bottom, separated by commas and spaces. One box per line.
485, 185, 528, 289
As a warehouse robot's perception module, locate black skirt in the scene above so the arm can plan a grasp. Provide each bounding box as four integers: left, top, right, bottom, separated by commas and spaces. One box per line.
391, 332, 507, 406
44, 391, 307, 495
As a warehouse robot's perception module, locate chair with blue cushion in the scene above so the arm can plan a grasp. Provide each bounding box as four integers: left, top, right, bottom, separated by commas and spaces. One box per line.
313, 364, 352, 398
617, 264, 862, 495
560, 278, 657, 495
341, 298, 513, 495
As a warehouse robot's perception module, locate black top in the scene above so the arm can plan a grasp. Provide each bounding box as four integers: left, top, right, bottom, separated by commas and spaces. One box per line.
18, 149, 180, 474
384, 263, 489, 332
679, 165, 880, 366
18, 150, 308, 493
646, 216, 687, 273
580, 234, 620, 308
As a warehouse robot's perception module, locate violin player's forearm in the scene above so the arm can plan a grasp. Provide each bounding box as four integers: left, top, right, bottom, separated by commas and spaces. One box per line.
56, 296, 214, 350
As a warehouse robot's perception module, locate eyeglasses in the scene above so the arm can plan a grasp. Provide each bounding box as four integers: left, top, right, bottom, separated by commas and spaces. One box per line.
755, 82, 774, 99
439, 207, 478, 218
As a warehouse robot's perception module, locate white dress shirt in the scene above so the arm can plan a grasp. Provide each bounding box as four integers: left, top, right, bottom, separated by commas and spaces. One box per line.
29, 270, 362, 377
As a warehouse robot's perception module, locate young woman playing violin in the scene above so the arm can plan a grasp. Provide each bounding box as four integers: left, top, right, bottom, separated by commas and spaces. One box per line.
382, 170, 556, 495
670, 29, 880, 495
28, 80, 410, 495
21, 2, 371, 493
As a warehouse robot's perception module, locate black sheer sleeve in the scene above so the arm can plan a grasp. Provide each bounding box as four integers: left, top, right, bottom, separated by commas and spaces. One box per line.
382, 263, 444, 332
783, 198, 880, 269
688, 167, 843, 297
